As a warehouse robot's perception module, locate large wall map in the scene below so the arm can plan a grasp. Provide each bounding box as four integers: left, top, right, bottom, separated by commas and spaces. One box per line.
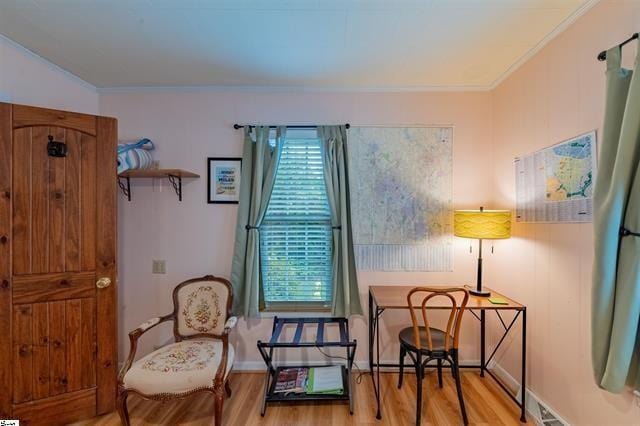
515, 131, 597, 223
348, 127, 453, 271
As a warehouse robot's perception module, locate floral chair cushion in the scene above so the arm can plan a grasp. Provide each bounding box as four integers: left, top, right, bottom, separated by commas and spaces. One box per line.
123, 339, 234, 395
176, 280, 230, 337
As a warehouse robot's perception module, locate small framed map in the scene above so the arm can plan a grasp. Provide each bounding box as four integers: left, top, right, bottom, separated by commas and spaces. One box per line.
515, 131, 597, 223
207, 157, 242, 204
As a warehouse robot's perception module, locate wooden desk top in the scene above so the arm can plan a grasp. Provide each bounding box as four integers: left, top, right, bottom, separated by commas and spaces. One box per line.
369, 285, 524, 310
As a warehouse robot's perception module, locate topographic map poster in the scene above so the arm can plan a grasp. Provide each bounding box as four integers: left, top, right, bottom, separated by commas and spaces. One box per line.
515, 131, 597, 223
348, 127, 453, 271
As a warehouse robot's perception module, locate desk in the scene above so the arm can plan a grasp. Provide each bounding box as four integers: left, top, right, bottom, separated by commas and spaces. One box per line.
368, 286, 527, 422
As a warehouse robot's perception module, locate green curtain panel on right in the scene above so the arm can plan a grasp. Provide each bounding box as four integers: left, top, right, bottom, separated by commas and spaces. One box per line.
592, 45, 640, 393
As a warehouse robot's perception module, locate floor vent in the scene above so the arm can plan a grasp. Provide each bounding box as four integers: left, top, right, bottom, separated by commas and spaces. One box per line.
532, 401, 566, 426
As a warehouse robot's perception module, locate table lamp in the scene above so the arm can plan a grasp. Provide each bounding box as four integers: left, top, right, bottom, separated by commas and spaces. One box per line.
454, 207, 511, 297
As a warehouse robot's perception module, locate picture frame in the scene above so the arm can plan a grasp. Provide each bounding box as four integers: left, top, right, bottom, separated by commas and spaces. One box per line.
207, 157, 242, 204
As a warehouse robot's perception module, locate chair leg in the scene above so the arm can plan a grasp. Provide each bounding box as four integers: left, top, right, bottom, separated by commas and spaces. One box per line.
452, 353, 468, 425
116, 390, 130, 426
451, 358, 457, 379
225, 380, 232, 398
437, 359, 443, 388
214, 390, 225, 426
415, 353, 423, 426
398, 344, 406, 389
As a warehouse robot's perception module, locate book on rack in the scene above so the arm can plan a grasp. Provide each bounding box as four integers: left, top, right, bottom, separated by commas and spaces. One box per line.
273, 368, 309, 394
306, 366, 344, 395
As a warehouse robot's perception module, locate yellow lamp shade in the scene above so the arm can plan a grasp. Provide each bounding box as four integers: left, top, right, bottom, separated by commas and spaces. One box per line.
454, 209, 511, 240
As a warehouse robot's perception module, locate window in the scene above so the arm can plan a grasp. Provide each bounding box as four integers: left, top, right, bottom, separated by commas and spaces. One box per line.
260, 132, 333, 311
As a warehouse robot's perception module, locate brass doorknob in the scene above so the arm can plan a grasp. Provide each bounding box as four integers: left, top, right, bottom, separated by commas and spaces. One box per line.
96, 277, 111, 289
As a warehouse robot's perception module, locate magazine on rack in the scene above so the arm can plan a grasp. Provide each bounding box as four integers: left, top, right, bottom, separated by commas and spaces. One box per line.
273, 368, 309, 394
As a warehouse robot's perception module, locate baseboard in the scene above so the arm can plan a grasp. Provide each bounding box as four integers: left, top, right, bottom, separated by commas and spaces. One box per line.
232, 358, 483, 372
491, 363, 570, 426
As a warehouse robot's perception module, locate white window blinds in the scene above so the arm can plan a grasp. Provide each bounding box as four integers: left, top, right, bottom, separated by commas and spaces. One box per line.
260, 135, 333, 309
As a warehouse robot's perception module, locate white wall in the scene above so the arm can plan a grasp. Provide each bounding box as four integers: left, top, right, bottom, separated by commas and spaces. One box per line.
0, 34, 98, 113
488, 0, 640, 424
98, 89, 495, 368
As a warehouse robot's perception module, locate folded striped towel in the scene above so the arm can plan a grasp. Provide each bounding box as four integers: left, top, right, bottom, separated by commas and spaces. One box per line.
117, 138, 155, 174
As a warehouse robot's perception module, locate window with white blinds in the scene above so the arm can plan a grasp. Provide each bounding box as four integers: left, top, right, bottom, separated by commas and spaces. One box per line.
260, 134, 333, 310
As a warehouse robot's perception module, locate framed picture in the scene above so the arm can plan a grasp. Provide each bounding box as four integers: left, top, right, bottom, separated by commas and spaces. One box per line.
207, 157, 242, 204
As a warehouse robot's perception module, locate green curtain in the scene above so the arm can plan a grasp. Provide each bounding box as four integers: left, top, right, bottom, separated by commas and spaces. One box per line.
592, 46, 640, 392
230, 126, 285, 317
318, 125, 363, 317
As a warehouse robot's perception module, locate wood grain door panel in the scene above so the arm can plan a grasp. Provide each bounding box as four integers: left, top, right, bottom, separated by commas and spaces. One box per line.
0, 103, 117, 423
12, 126, 97, 275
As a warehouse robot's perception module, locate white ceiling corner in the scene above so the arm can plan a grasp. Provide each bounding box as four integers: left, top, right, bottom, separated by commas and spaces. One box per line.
0, 0, 599, 91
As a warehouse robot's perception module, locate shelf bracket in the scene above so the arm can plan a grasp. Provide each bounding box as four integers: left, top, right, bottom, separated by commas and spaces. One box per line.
118, 176, 131, 201
167, 174, 182, 202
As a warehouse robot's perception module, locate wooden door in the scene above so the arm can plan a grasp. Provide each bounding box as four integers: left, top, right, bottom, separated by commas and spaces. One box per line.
0, 104, 117, 425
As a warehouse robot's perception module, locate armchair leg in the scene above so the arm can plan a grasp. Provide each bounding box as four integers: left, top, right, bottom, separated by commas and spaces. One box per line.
225, 380, 232, 398
116, 390, 130, 426
214, 391, 225, 426
437, 359, 443, 388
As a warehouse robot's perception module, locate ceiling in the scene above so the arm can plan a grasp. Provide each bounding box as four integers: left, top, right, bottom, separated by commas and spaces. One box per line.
0, 0, 595, 90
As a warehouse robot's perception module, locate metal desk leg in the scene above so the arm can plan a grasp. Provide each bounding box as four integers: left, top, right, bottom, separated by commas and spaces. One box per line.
369, 291, 374, 373
480, 310, 486, 377
348, 345, 356, 415
375, 306, 381, 420
520, 307, 527, 423
368, 291, 382, 420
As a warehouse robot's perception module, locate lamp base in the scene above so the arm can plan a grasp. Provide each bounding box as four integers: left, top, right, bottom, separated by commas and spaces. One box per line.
469, 288, 491, 297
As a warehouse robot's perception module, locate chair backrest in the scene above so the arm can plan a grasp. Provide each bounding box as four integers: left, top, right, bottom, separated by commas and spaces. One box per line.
172, 275, 233, 340
406, 287, 469, 352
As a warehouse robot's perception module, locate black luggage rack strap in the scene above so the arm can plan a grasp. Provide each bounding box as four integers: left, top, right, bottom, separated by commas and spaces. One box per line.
256, 316, 357, 416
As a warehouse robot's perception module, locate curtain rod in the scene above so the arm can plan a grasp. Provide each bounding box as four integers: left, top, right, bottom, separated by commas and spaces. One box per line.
598, 33, 638, 61
233, 124, 350, 130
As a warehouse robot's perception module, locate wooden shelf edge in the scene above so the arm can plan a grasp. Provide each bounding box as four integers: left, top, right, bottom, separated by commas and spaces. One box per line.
118, 168, 200, 178
117, 168, 199, 201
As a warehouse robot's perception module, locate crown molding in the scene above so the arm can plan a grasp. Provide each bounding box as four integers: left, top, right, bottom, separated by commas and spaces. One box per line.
489, 0, 601, 90
96, 84, 492, 94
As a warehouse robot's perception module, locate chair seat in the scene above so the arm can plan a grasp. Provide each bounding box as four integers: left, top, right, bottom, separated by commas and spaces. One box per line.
123, 339, 234, 395
399, 326, 452, 351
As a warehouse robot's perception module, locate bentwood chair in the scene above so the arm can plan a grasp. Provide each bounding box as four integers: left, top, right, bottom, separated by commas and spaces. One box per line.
397, 287, 470, 425
117, 275, 237, 426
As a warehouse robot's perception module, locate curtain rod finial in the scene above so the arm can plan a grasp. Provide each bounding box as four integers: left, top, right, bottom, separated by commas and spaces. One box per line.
233, 124, 242, 129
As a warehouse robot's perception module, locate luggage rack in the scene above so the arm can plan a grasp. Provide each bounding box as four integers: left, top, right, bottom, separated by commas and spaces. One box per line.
257, 317, 357, 415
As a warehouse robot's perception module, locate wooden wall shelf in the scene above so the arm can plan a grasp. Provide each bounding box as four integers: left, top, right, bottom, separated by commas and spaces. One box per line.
118, 168, 200, 202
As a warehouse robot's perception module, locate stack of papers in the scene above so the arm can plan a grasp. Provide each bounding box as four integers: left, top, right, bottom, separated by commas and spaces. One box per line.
306, 366, 344, 395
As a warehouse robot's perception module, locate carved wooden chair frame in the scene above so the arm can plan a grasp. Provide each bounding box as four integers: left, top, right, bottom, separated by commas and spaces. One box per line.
116, 275, 236, 426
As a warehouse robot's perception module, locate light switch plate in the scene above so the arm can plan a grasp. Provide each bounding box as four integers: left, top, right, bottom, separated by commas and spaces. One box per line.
152, 259, 166, 274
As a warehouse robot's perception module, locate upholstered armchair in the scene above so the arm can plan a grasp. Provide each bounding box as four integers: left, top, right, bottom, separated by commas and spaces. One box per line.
117, 275, 237, 426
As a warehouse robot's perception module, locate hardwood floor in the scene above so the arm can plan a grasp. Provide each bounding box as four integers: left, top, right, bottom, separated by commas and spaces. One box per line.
74, 371, 527, 425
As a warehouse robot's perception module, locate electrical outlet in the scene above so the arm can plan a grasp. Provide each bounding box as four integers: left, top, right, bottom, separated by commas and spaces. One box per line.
152, 259, 166, 274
